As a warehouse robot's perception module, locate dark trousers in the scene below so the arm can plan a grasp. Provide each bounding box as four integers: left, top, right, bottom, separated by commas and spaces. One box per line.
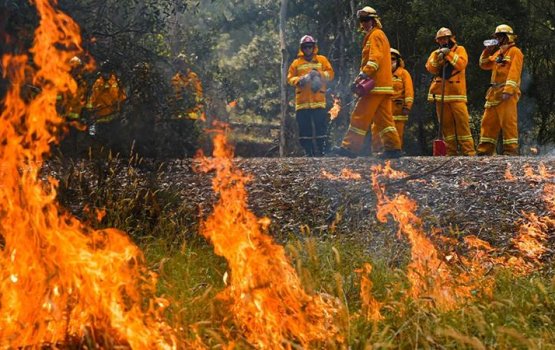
296, 108, 328, 156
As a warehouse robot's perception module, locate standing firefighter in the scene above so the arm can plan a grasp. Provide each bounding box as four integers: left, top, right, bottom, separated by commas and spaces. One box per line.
477, 24, 524, 156
330, 6, 401, 159
171, 57, 205, 121
86, 61, 127, 151
425, 27, 475, 156
287, 35, 334, 156
372, 48, 413, 152
58, 56, 88, 122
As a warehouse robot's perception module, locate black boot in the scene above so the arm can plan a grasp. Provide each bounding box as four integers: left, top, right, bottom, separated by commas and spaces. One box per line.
379, 149, 402, 159
327, 146, 357, 158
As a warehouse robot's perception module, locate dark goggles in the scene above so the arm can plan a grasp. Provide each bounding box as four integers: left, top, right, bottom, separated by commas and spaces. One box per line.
359, 16, 372, 22
301, 44, 315, 49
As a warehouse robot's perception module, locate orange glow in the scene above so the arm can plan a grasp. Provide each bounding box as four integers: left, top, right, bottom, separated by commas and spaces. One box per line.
321, 168, 362, 180
198, 132, 343, 348
356, 263, 383, 322
328, 96, 341, 121
504, 163, 515, 181
227, 100, 238, 108
0, 1, 176, 348
371, 163, 487, 310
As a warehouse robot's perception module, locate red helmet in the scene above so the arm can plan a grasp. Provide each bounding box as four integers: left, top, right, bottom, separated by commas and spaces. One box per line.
300, 35, 317, 45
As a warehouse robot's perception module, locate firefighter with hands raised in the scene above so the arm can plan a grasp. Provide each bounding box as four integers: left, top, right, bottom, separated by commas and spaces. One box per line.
371, 48, 413, 153
425, 27, 475, 156
477, 24, 524, 156
329, 6, 402, 159
287, 35, 334, 156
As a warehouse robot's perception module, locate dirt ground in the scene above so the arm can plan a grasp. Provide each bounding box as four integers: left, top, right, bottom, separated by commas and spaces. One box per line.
51, 155, 555, 266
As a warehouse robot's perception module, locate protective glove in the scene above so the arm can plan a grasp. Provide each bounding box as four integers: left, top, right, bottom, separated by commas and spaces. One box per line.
438, 47, 450, 55
502, 93, 512, 101
298, 74, 310, 87
402, 107, 410, 115
309, 69, 321, 78
310, 75, 322, 93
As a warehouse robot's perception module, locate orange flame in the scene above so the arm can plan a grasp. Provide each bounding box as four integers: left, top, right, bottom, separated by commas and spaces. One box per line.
0, 1, 176, 348
328, 96, 341, 121
371, 163, 487, 310
321, 168, 362, 180
504, 163, 515, 181
355, 263, 383, 322
198, 132, 343, 348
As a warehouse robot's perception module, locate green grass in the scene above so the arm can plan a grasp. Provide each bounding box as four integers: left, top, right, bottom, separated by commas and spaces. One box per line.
139, 235, 555, 348
54, 154, 555, 348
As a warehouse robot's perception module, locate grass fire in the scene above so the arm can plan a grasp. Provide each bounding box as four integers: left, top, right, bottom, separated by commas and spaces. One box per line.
1, 0, 555, 349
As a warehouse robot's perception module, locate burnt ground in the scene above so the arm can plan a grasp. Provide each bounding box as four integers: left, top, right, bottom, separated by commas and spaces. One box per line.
51, 156, 555, 266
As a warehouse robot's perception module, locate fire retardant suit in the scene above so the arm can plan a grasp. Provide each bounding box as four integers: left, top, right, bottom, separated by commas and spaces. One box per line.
171, 69, 205, 120
477, 25, 524, 156
425, 31, 475, 156
372, 49, 413, 152
288, 37, 334, 156
341, 26, 401, 155
87, 73, 126, 124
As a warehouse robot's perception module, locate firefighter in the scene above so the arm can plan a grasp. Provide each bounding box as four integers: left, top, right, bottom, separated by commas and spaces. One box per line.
371, 48, 413, 153
58, 56, 88, 122
287, 35, 334, 156
86, 61, 127, 151
425, 27, 475, 156
477, 24, 524, 156
171, 57, 205, 121
330, 6, 401, 159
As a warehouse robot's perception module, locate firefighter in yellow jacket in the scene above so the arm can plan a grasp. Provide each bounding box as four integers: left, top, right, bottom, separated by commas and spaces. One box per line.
477, 24, 524, 156
87, 63, 126, 124
331, 6, 401, 158
425, 27, 475, 156
171, 58, 205, 121
372, 48, 413, 152
58, 56, 88, 122
287, 35, 334, 156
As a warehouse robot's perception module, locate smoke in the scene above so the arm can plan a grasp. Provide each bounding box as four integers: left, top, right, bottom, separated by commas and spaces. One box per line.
518, 69, 539, 156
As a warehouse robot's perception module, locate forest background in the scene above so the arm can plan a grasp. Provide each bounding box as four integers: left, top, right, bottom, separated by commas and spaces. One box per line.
1, 0, 553, 157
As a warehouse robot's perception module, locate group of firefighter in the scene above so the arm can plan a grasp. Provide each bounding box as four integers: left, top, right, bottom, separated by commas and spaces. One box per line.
288, 6, 524, 158
57, 55, 204, 153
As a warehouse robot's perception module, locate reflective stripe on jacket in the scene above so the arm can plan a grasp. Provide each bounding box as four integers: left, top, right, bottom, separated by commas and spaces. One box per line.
426, 44, 468, 103
88, 74, 126, 119
360, 28, 393, 95
287, 47, 334, 111
479, 44, 524, 108
392, 66, 414, 117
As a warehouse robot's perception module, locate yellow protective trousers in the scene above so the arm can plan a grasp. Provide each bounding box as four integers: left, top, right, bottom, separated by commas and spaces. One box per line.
477, 95, 519, 155
342, 94, 400, 153
371, 119, 406, 152
436, 101, 476, 156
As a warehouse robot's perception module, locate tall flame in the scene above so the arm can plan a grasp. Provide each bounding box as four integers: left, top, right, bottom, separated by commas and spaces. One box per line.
328, 95, 341, 121
371, 162, 487, 310
0, 1, 175, 348
199, 132, 342, 348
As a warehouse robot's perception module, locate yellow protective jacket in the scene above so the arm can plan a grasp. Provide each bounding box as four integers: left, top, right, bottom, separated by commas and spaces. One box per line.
392, 65, 414, 120
87, 74, 126, 122
360, 27, 393, 95
287, 46, 334, 111
171, 69, 205, 119
479, 44, 524, 108
425, 44, 468, 103
57, 75, 88, 120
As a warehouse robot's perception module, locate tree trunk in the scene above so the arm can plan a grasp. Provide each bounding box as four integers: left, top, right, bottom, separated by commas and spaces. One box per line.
279, 0, 289, 157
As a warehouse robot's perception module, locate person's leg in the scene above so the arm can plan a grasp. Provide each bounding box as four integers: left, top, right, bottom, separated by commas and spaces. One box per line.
296, 109, 314, 156
477, 106, 501, 156
451, 102, 476, 156
499, 96, 519, 155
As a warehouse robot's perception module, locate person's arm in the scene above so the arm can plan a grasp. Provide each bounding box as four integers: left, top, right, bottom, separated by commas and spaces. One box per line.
503, 47, 524, 97
402, 69, 414, 113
